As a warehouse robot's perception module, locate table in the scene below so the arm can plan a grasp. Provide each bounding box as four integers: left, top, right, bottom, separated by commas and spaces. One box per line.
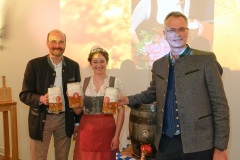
116, 144, 139, 160
0, 101, 18, 160
117, 143, 156, 160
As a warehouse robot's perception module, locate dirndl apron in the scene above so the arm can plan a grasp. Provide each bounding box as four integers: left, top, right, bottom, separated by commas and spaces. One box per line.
73, 96, 117, 160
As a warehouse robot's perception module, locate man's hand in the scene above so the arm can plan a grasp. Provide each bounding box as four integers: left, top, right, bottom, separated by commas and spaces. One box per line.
213, 148, 228, 160
117, 96, 129, 106
39, 93, 49, 105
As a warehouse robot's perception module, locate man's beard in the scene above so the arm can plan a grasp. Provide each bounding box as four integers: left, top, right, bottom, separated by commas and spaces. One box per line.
52, 48, 64, 57
53, 52, 63, 57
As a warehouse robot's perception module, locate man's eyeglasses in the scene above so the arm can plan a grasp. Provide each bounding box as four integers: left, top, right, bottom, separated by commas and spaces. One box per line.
165, 27, 189, 35
90, 48, 107, 54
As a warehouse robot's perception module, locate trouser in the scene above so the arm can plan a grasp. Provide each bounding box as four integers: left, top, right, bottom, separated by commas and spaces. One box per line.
30, 113, 71, 160
155, 134, 214, 160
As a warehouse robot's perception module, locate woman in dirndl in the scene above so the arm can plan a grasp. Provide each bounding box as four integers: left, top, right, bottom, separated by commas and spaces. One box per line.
73, 46, 125, 160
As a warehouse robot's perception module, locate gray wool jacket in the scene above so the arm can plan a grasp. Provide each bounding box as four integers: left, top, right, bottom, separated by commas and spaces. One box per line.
128, 48, 229, 153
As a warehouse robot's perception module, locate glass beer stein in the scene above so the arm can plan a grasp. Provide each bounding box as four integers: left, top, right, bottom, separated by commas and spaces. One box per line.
67, 82, 83, 108
48, 86, 63, 114
102, 87, 118, 115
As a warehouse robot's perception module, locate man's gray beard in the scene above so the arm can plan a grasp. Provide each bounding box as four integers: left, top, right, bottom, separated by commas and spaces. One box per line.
53, 52, 63, 57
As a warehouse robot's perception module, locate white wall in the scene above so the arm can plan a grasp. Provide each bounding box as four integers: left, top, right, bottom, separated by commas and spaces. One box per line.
0, 0, 239, 160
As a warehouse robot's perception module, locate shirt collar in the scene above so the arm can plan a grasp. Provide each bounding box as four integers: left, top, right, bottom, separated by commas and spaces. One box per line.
49, 57, 63, 68
169, 44, 190, 63
47, 56, 65, 70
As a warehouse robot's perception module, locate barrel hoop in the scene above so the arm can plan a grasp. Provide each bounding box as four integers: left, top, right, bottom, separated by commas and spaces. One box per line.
130, 136, 155, 147
130, 114, 156, 125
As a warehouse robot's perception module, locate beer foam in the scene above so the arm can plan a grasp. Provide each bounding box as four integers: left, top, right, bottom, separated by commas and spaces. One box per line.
67, 82, 82, 96
105, 87, 118, 102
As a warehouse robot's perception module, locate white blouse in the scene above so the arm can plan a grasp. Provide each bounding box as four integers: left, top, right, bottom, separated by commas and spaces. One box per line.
84, 75, 125, 97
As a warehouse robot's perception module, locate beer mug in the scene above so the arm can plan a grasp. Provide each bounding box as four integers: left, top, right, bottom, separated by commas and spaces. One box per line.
67, 82, 83, 108
102, 87, 118, 115
48, 86, 63, 114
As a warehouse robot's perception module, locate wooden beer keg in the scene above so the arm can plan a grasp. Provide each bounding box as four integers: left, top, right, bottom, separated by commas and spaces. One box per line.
129, 103, 157, 158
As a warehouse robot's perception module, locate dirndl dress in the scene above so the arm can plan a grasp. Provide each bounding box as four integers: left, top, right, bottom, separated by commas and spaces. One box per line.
73, 96, 117, 160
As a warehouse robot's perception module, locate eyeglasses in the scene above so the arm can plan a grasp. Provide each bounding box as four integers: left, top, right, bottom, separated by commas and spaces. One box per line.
90, 48, 107, 54
165, 27, 189, 35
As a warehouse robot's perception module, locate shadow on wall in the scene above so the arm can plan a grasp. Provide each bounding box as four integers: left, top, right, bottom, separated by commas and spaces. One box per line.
190, 36, 212, 52
221, 67, 240, 160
